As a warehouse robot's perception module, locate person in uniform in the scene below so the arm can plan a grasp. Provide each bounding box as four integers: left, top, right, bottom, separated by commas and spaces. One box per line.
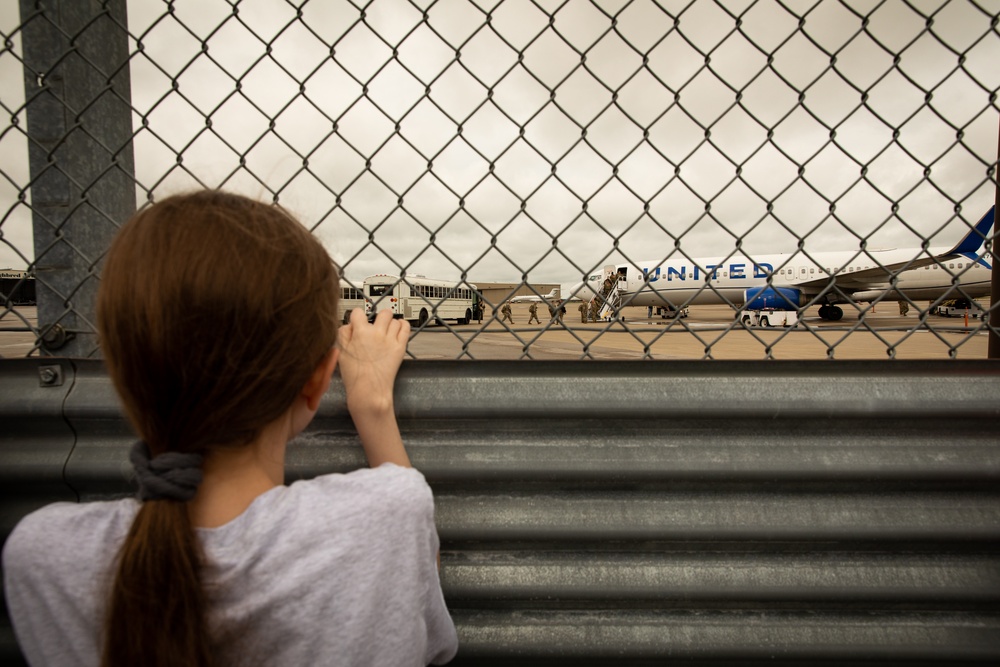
898, 300, 909, 316
527, 302, 540, 324
557, 300, 565, 325
578, 301, 588, 323
501, 301, 514, 324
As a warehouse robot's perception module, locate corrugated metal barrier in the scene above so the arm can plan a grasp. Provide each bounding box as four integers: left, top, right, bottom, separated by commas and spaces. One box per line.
2, 358, 999, 665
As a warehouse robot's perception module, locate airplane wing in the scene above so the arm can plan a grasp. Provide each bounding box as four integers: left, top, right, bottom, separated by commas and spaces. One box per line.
791, 206, 994, 294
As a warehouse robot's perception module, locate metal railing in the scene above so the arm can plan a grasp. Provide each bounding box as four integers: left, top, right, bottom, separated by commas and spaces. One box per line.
1, 0, 998, 359
2, 357, 999, 663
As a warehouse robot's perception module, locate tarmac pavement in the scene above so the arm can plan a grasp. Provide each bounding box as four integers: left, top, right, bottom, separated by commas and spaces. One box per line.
2, 304, 991, 360
406, 303, 991, 360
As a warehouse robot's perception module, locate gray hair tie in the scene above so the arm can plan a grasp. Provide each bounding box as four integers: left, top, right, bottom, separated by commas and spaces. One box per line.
130, 441, 204, 502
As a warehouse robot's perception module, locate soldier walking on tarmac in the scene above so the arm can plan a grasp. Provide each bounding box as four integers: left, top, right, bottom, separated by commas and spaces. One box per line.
527, 302, 540, 324
578, 301, 588, 323
501, 301, 514, 324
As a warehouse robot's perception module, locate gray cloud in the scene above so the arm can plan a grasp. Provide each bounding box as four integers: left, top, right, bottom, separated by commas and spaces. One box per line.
1, 0, 997, 284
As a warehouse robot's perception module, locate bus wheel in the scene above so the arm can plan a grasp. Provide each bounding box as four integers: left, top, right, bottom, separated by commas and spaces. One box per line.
418, 309, 429, 327
460, 309, 472, 325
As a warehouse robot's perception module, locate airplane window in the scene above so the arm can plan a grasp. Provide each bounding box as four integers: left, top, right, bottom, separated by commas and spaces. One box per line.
810, 268, 814, 274
949, 263, 954, 268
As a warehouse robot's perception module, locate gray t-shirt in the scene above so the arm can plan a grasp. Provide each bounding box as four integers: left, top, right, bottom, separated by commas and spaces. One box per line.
3, 463, 458, 666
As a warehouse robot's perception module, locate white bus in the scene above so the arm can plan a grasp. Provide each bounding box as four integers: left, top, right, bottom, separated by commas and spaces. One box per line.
363, 275, 478, 326
338, 280, 367, 324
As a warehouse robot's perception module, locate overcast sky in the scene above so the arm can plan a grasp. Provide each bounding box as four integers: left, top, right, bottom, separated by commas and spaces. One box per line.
2, 0, 998, 285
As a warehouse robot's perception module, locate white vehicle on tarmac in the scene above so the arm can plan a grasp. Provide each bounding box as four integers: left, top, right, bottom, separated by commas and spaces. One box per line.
654, 306, 689, 319
936, 298, 985, 319
737, 285, 800, 327
740, 308, 799, 328
364, 274, 478, 326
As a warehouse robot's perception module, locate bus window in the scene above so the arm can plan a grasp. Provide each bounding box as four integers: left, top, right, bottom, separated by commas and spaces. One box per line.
368, 284, 393, 297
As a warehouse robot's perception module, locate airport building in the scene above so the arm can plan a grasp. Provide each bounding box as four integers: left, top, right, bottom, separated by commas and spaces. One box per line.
1, 270, 35, 305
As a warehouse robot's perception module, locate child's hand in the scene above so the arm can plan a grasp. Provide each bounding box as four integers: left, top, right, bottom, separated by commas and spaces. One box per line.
337, 308, 410, 418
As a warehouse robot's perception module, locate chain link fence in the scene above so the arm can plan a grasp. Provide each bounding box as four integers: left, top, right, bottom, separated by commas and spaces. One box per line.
1, 0, 998, 360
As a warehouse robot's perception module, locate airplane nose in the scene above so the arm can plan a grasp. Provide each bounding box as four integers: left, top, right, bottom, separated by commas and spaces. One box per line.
566, 281, 594, 298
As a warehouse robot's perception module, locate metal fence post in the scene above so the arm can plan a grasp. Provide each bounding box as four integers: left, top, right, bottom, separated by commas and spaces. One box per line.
991, 113, 1000, 359
19, 0, 135, 358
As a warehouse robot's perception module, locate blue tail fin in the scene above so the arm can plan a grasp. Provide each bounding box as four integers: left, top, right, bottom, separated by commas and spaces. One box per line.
945, 206, 995, 257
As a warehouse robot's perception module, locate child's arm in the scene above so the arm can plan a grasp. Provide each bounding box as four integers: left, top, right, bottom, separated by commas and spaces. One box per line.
337, 308, 411, 468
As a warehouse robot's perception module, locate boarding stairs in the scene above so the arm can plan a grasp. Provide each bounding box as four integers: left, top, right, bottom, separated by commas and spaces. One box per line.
598, 267, 625, 320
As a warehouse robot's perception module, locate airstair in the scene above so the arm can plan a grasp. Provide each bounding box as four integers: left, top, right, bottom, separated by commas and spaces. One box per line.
598, 265, 624, 320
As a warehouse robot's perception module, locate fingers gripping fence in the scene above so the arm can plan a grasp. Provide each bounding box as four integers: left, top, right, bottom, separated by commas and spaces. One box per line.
0, 0, 998, 359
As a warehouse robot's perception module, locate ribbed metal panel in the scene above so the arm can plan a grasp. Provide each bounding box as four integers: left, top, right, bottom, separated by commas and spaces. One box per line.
2, 358, 999, 664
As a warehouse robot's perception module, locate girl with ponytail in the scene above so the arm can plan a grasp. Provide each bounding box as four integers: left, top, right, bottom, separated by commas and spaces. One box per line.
3, 191, 458, 666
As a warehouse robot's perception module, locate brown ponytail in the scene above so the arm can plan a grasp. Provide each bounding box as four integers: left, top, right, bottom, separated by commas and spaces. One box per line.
97, 191, 339, 666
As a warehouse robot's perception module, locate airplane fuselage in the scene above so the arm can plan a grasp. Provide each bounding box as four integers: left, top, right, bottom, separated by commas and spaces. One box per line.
594, 250, 992, 309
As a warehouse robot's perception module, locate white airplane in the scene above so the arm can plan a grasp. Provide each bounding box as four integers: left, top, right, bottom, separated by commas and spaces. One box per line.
509, 288, 559, 304
509, 286, 591, 304
570, 207, 994, 321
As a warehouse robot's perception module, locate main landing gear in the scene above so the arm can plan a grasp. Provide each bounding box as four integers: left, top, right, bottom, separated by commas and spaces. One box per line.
818, 304, 844, 321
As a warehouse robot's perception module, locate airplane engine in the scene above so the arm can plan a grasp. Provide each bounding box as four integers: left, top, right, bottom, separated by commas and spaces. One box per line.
743, 286, 803, 311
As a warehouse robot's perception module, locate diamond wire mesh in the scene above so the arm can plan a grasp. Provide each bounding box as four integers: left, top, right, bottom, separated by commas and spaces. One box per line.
1, 0, 998, 360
